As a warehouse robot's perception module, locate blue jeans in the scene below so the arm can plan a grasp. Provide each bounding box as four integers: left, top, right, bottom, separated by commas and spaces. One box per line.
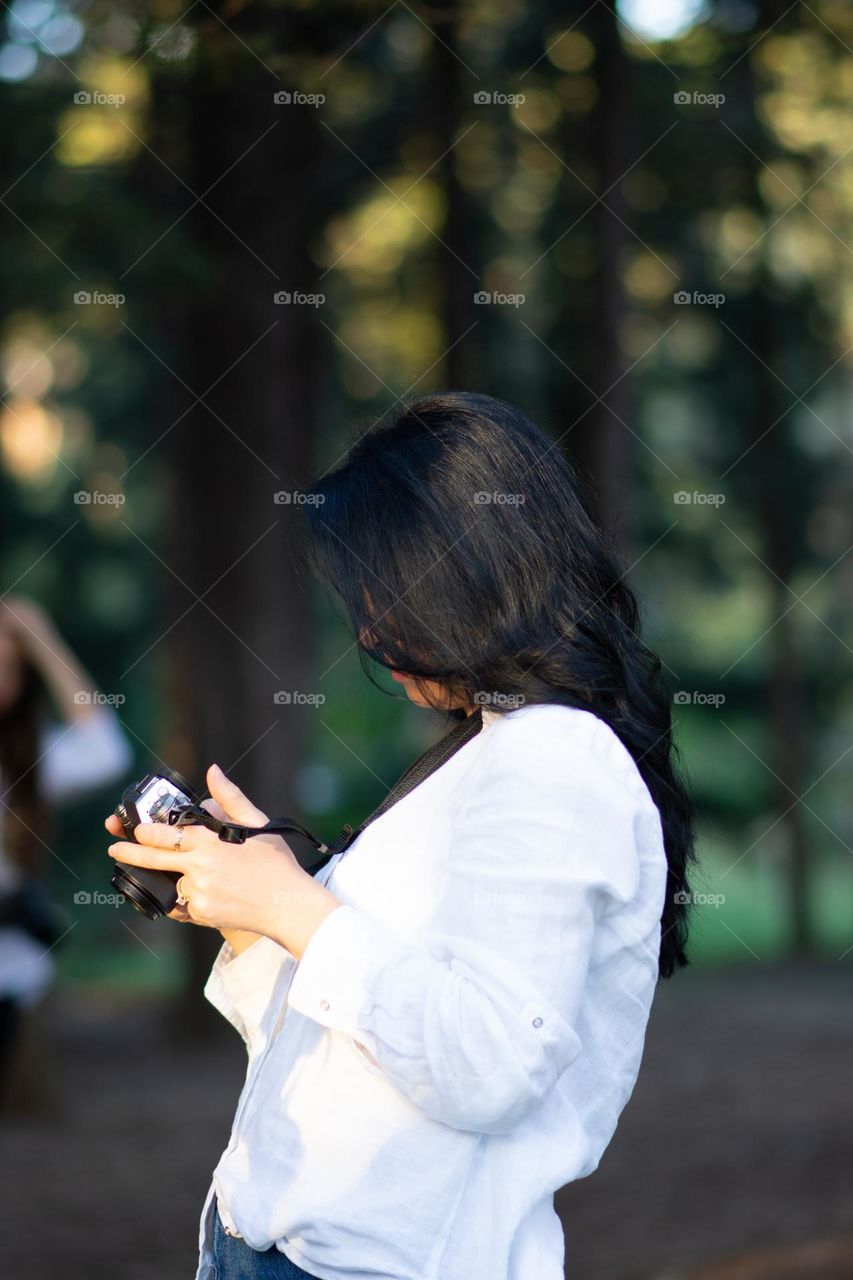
212, 1205, 318, 1279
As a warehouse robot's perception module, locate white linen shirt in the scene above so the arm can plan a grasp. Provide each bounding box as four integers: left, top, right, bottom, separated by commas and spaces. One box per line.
195, 703, 668, 1280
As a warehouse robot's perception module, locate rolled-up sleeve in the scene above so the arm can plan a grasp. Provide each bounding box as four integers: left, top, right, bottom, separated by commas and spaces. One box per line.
205, 936, 295, 1051
287, 711, 643, 1134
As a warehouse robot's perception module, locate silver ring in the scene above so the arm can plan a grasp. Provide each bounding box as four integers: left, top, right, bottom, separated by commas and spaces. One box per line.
175, 875, 189, 907
173, 826, 185, 851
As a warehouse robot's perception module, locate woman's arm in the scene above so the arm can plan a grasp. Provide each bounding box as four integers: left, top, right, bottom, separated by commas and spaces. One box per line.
0, 597, 134, 800
220, 928, 263, 956
282, 712, 656, 1133
1, 597, 100, 723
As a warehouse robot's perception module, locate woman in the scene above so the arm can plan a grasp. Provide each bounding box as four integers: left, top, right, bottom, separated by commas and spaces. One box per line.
0, 596, 131, 1098
106, 392, 694, 1280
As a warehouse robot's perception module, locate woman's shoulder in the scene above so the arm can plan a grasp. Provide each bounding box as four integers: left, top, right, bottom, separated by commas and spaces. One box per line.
449, 704, 664, 896
480, 700, 619, 759
478, 702, 653, 808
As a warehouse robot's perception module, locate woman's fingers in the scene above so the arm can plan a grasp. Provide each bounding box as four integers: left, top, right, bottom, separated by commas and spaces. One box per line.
206, 763, 267, 826
125, 820, 199, 850
107, 841, 187, 871
107, 819, 197, 869
104, 813, 123, 837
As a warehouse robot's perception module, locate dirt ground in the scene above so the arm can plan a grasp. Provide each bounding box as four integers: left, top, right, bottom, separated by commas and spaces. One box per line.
0, 961, 850, 1280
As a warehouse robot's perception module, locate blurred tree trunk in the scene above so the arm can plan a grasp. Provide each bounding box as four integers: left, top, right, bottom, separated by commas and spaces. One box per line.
148, 35, 324, 1031
430, 14, 480, 389
736, 0, 813, 954
746, 296, 811, 954
558, 0, 633, 550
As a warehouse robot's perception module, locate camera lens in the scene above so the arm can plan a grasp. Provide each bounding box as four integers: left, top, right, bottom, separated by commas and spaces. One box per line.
111, 770, 197, 918
111, 864, 179, 919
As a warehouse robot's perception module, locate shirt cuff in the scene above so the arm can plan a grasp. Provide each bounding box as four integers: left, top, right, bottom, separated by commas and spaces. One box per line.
204, 935, 293, 1046
286, 903, 382, 1044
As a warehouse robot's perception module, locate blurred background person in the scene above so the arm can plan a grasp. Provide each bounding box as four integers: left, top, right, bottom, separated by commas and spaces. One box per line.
0, 596, 131, 1107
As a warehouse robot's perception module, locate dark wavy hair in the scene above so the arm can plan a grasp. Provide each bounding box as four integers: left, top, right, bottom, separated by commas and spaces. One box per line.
302, 391, 695, 978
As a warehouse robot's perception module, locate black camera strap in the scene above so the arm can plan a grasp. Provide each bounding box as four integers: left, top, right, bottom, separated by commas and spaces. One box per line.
323, 704, 484, 857
172, 708, 485, 873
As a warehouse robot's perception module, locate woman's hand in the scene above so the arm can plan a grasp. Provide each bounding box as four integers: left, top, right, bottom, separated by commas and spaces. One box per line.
105, 764, 342, 959
104, 765, 266, 955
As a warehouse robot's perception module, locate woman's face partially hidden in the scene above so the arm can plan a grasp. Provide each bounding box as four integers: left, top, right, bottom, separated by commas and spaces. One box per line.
389, 668, 449, 709
359, 603, 473, 715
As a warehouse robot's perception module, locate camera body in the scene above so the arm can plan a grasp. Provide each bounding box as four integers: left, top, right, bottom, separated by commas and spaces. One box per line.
111, 769, 199, 919
110, 769, 333, 919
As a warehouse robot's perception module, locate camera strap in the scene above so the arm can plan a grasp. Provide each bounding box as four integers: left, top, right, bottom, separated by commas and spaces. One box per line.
173, 708, 484, 873
317, 705, 485, 866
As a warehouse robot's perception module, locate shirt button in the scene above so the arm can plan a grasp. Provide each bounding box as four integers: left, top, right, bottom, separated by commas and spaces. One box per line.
532, 1016, 543, 1028
319, 999, 330, 1011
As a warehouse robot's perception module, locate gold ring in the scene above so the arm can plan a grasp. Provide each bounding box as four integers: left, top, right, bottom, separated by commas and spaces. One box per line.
175, 875, 189, 907
173, 826, 185, 851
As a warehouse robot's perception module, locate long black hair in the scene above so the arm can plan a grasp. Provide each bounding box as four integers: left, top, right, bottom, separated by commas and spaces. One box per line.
302, 391, 695, 978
